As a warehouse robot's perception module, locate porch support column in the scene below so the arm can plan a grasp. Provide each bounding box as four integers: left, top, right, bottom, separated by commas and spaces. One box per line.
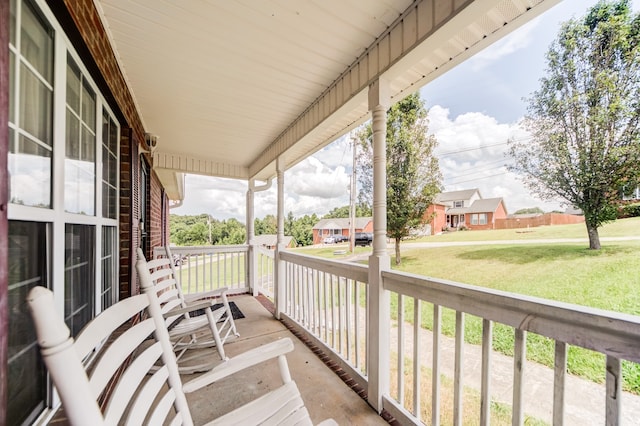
367, 77, 391, 413
246, 180, 256, 296
274, 157, 286, 319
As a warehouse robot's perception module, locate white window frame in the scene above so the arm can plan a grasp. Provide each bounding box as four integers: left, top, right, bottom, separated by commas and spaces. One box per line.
7, 0, 120, 419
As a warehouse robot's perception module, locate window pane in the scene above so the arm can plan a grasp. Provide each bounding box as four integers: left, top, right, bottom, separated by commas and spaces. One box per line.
9, 133, 51, 207
101, 226, 118, 309
82, 125, 95, 162
21, 0, 53, 83
66, 110, 79, 159
65, 224, 95, 337
7, 221, 47, 426
82, 81, 96, 130
66, 58, 81, 115
19, 63, 52, 146
64, 156, 95, 215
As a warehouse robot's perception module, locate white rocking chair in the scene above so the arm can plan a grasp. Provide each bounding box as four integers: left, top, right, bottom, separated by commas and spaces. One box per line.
27, 285, 337, 425
137, 247, 239, 373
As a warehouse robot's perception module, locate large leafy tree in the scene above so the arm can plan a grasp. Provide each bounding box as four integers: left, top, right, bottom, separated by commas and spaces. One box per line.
357, 92, 442, 264
508, 0, 640, 249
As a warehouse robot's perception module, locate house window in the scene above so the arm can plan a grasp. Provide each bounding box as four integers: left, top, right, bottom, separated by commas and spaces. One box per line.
8, 0, 54, 208
7, 221, 48, 426
7, 0, 121, 422
454, 200, 463, 208
471, 213, 488, 225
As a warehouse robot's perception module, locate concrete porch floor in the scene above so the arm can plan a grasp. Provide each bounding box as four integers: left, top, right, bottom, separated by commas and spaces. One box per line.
185, 294, 388, 425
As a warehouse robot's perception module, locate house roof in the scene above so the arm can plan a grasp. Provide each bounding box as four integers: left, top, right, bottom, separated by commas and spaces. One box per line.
94, 1, 557, 199
313, 217, 372, 230
435, 189, 481, 203
467, 198, 506, 214
254, 234, 295, 247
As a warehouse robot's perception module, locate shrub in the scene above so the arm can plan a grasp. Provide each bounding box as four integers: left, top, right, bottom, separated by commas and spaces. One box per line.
618, 202, 640, 218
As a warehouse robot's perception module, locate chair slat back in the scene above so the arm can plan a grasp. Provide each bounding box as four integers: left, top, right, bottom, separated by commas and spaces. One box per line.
27, 285, 194, 426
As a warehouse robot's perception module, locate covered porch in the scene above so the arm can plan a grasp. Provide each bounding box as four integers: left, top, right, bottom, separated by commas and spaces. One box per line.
4, 0, 640, 425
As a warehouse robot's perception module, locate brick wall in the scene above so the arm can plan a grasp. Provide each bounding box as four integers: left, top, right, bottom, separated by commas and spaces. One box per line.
150, 171, 164, 250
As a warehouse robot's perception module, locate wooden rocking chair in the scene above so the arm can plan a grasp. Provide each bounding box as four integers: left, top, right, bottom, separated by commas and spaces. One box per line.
27, 285, 337, 425
137, 247, 239, 373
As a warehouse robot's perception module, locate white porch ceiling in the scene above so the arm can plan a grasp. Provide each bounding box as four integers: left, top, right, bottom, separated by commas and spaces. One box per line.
95, 0, 559, 200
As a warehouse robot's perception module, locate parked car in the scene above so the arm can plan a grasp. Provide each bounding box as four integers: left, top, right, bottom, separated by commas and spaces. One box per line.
354, 232, 373, 246
323, 236, 336, 244
334, 235, 349, 243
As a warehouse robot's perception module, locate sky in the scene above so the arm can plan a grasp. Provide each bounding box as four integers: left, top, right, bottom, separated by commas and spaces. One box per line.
173, 0, 640, 222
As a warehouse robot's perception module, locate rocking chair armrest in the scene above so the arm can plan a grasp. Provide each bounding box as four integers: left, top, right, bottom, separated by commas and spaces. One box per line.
182, 287, 229, 304
163, 300, 215, 318
182, 338, 295, 393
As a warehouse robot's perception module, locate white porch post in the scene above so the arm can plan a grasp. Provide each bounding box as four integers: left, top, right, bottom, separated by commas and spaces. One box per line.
367, 77, 391, 412
246, 180, 257, 296
274, 157, 286, 319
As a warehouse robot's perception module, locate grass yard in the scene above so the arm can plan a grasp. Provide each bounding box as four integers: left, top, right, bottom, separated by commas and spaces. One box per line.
293, 217, 640, 392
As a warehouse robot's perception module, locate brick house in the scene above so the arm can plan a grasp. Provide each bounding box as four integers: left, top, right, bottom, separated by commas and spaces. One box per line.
427, 189, 508, 231
312, 217, 373, 244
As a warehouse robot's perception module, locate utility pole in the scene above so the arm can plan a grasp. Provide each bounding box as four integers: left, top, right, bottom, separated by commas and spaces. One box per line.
349, 133, 357, 253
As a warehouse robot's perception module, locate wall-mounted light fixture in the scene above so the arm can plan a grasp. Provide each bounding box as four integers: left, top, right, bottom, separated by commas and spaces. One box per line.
140, 133, 159, 155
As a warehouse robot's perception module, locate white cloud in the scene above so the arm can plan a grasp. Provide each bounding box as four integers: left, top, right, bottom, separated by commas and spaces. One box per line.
429, 106, 564, 213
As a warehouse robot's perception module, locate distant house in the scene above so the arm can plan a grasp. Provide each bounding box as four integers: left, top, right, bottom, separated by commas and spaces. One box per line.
426, 189, 508, 232
312, 217, 373, 244
465, 197, 508, 230
253, 234, 296, 249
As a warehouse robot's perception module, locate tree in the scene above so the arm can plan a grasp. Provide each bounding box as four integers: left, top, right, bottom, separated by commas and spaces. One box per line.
514, 207, 545, 215
508, 0, 640, 249
323, 204, 372, 219
357, 92, 442, 264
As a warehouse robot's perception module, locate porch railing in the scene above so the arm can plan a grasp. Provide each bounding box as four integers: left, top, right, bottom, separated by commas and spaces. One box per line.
255, 245, 275, 298
153, 245, 249, 295
279, 251, 369, 389
277, 251, 640, 426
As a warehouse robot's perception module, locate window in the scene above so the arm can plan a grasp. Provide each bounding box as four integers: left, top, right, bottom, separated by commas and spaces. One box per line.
471, 213, 488, 225
454, 200, 463, 208
7, 222, 48, 426
8, 0, 54, 208
7, 1, 120, 421
65, 55, 96, 215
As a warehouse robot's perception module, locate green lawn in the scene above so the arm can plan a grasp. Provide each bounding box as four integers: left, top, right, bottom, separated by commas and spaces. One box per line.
293, 217, 640, 392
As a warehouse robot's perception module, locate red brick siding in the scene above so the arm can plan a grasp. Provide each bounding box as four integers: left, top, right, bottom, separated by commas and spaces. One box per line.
425, 204, 446, 235
150, 171, 164, 250
119, 128, 133, 299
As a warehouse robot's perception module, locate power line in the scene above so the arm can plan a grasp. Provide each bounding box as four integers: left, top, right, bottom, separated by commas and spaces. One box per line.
446, 171, 510, 185
443, 159, 514, 181
435, 135, 532, 157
